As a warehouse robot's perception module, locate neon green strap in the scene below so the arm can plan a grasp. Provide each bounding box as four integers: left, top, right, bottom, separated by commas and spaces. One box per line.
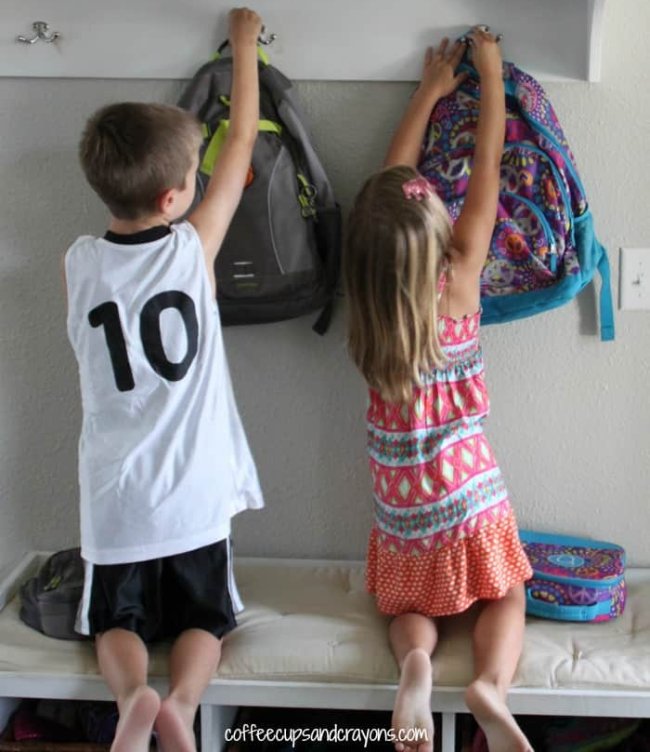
200, 120, 282, 176
258, 120, 282, 134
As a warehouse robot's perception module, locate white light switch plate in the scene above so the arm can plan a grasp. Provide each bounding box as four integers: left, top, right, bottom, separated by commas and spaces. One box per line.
619, 248, 650, 310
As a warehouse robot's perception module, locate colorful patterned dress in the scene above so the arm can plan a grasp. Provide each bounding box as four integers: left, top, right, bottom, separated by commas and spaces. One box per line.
365, 310, 533, 617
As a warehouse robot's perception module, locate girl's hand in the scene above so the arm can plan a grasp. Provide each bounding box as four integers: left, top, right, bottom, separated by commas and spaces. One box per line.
467, 26, 503, 80
420, 38, 468, 99
229, 7, 263, 49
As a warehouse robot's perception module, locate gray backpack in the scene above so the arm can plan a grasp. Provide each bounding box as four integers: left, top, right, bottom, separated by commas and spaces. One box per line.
178, 46, 341, 334
19, 548, 87, 640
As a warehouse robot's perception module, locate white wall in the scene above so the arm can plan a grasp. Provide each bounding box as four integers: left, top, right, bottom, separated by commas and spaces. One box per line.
1, 0, 649, 572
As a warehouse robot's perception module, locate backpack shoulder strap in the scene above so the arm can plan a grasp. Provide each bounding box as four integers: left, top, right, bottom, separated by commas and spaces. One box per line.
597, 250, 615, 341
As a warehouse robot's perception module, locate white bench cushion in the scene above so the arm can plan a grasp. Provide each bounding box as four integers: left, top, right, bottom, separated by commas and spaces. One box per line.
0, 559, 649, 693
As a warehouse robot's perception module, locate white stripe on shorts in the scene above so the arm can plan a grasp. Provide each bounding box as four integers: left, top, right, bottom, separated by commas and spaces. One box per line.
75, 559, 95, 636
227, 539, 244, 614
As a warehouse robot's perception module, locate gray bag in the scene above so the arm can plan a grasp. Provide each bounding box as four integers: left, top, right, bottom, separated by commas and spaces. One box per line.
19, 548, 87, 640
178, 45, 341, 334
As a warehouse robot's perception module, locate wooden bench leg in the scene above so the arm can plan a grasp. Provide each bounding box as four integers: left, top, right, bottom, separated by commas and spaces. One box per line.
200, 704, 238, 752
440, 712, 456, 752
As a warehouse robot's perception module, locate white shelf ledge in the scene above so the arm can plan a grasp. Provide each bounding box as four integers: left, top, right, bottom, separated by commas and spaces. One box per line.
2, 0, 606, 82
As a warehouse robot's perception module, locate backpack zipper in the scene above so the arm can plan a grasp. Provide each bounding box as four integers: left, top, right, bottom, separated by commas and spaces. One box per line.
513, 107, 587, 202
504, 141, 575, 247
501, 191, 558, 273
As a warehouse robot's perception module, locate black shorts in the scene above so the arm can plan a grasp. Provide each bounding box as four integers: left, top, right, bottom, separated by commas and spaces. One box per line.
76, 539, 239, 642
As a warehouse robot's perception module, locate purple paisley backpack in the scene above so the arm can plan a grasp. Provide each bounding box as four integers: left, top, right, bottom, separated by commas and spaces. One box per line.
419, 59, 614, 341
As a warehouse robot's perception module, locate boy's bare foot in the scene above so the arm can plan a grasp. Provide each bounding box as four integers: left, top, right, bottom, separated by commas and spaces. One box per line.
392, 648, 434, 752
155, 696, 197, 752
112, 685, 160, 752
465, 679, 533, 752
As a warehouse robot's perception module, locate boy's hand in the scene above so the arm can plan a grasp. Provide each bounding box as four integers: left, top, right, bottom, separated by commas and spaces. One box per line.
229, 7, 263, 49
419, 38, 468, 99
467, 26, 503, 80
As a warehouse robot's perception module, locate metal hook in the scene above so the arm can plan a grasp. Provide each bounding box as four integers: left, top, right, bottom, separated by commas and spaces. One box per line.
258, 26, 277, 46
17, 21, 61, 45
459, 27, 503, 45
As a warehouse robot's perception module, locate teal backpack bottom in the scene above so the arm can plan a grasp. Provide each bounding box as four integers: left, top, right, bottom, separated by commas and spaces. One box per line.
481, 211, 615, 342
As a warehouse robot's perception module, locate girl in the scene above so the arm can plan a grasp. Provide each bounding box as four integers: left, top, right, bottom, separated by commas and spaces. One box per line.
343, 29, 534, 752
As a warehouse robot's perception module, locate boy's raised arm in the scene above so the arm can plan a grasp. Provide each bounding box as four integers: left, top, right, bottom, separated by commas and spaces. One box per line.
189, 8, 262, 273
452, 29, 505, 274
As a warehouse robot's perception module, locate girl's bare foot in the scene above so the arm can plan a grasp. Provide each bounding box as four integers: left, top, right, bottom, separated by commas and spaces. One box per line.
155, 696, 197, 752
465, 679, 533, 752
392, 648, 434, 752
112, 685, 160, 752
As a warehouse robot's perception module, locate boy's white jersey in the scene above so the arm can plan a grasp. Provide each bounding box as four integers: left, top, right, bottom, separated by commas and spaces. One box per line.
65, 222, 263, 565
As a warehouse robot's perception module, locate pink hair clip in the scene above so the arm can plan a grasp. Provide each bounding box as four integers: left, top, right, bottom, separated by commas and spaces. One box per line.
402, 176, 433, 201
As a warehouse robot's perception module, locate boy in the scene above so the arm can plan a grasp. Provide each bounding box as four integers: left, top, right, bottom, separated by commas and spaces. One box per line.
62, 9, 264, 752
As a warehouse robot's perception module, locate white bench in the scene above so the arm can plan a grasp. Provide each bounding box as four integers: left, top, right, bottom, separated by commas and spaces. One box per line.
1, 554, 649, 751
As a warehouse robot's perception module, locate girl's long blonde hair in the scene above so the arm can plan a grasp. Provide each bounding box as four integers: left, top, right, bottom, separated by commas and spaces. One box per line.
343, 165, 452, 403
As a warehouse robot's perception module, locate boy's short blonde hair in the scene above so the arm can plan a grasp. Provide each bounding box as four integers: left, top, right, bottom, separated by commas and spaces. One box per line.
79, 102, 203, 220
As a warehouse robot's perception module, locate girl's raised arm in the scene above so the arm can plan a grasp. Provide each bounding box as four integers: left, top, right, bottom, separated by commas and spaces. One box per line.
384, 39, 467, 168
452, 29, 505, 274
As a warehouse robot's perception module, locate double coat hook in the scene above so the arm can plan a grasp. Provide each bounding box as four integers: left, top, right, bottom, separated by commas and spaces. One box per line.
17, 22, 61, 45
258, 26, 277, 46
